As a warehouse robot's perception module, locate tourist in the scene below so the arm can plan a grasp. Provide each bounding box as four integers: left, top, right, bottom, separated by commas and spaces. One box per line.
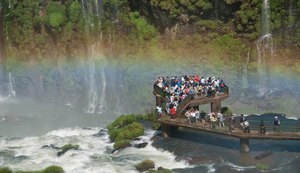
185, 110, 192, 124
242, 120, 250, 133
273, 116, 280, 131
170, 105, 176, 119
240, 114, 245, 123
218, 112, 225, 127
200, 110, 206, 123
190, 109, 197, 124
195, 109, 200, 122
260, 120, 266, 134
156, 106, 162, 118
209, 112, 217, 129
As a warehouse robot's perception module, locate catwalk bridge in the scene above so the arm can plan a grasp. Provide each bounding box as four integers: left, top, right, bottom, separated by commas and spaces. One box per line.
153, 85, 300, 152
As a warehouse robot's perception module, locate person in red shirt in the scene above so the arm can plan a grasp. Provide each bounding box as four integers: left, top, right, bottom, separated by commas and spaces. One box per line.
170, 105, 176, 119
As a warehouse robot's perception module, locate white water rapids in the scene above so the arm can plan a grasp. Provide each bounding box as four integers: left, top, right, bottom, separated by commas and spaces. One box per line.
0, 128, 191, 173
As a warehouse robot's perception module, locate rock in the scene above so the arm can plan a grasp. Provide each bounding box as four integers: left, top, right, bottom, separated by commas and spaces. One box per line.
57, 151, 64, 157
254, 151, 273, 160
41, 144, 60, 150
134, 137, 142, 141
135, 159, 155, 172
56, 144, 79, 157
93, 129, 107, 137
161, 132, 169, 138
135, 142, 148, 149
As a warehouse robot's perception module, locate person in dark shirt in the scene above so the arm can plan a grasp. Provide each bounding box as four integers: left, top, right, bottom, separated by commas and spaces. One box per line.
273, 116, 280, 131
240, 114, 245, 123
260, 120, 266, 134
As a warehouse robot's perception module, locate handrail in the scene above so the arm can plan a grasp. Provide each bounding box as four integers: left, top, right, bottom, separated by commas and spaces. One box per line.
153, 85, 170, 99
176, 94, 193, 116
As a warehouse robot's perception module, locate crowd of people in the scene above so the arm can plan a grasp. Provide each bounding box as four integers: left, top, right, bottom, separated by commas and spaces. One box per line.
154, 75, 227, 118
184, 108, 225, 128
154, 75, 283, 134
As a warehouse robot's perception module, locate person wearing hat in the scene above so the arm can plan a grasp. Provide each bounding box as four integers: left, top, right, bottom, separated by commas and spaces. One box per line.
273, 116, 280, 132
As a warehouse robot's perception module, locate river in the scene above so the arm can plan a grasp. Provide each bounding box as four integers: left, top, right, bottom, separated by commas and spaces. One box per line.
0, 98, 300, 173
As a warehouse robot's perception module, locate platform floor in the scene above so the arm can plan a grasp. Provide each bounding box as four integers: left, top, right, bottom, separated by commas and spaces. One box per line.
158, 116, 300, 140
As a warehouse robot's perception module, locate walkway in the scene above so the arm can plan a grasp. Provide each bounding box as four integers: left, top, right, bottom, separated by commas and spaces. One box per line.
158, 116, 300, 140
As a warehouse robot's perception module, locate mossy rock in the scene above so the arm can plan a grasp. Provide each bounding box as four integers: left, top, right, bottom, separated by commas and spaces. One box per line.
107, 114, 146, 132
61, 144, 79, 151
3, 165, 64, 173
151, 122, 161, 130
256, 163, 269, 171
114, 122, 144, 142
109, 121, 144, 142
43, 166, 64, 173
113, 140, 131, 150
57, 144, 79, 156
147, 167, 172, 173
0, 167, 13, 173
135, 159, 155, 172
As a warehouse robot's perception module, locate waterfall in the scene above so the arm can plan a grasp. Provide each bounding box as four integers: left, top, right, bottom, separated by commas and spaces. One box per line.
256, 0, 273, 87
242, 48, 250, 88
261, 0, 271, 36
8, 72, 16, 98
81, 0, 107, 114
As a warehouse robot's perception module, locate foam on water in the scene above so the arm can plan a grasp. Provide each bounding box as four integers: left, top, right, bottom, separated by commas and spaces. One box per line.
223, 161, 256, 172
0, 127, 192, 173
206, 163, 216, 173
119, 130, 192, 170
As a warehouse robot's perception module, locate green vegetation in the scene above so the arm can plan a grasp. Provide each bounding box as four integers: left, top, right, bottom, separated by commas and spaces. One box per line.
0, 166, 64, 173
256, 163, 269, 171
0, 0, 300, 85
0, 167, 12, 173
113, 140, 131, 150
147, 167, 172, 173
221, 107, 233, 115
135, 159, 155, 172
57, 144, 79, 156
107, 114, 145, 150
61, 144, 79, 151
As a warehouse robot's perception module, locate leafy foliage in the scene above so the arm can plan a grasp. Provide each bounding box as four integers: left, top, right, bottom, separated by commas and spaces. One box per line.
129, 12, 157, 44
1, 165, 64, 173
135, 159, 155, 172
67, 1, 81, 23
107, 114, 145, 149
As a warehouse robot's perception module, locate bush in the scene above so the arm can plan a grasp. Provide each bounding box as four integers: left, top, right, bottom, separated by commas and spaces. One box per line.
129, 12, 157, 43
48, 12, 66, 28
67, 1, 81, 23
43, 166, 64, 173
108, 114, 141, 131
196, 20, 219, 32
114, 122, 144, 141
0, 167, 13, 173
221, 107, 233, 115
46, 3, 67, 29
135, 159, 155, 172
107, 115, 145, 149
113, 140, 131, 150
